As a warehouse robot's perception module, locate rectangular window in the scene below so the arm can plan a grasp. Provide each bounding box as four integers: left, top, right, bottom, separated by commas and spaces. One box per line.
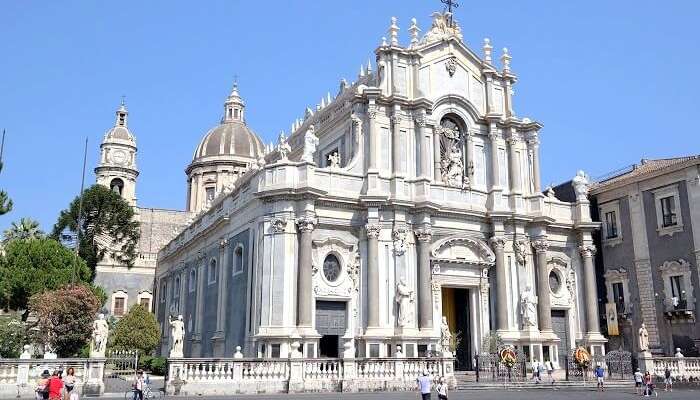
605, 211, 618, 239
670, 276, 684, 298
271, 344, 281, 358
612, 282, 625, 312
417, 344, 428, 357
206, 187, 216, 202
369, 343, 380, 358
139, 297, 151, 311
660, 196, 677, 227
113, 297, 126, 316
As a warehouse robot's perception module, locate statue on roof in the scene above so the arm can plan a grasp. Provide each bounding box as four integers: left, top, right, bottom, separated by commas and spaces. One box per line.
572, 170, 590, 201
301, 125, 319, 164
421, 11, 463, 44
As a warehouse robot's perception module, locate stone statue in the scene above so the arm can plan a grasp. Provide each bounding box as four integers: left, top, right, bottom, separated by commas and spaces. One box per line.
638, 323, 650, 352
169, 314, 185, 358
90, 313, 109, 357
545, 186, 557, 199
675, 348, 684, 358
441, 142, 465, 188
440, 316, 452, 352
572, 170, 590, 201
301, 125, 319, 163
421, 12, 463, 44
277, 132, 291, 161
514, 239, 527, 266
520, 287, 537, 328
396, 278, 414, 327
327, 151, 341, 168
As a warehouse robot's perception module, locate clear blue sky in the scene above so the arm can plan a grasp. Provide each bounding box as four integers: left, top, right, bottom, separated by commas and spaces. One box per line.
1, 0, 699, 233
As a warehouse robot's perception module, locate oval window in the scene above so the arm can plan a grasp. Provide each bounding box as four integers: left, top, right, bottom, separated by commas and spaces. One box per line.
323, 254, 341, 282
549, 270, 561, 293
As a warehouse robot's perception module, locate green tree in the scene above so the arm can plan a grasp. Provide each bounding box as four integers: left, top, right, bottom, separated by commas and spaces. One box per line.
110, 304, 161, 355
28, 285, 100, 357
0, 161, 12, 215
51, 184, 140, 276
3, 217, 43, 243
0, 237, 91, 312
0, 316, 25, 357
481, 331, 505, 354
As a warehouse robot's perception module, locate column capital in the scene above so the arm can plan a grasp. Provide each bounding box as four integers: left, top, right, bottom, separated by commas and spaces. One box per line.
531, 239, 550, 253
296, 216, 317, 232
414, 228, 433, 242
367, 105, 378, 120
365, 223, 381, 238
390, 114, 402, 125
579, 244, 597, 258
489, 236, 506, 250
414, 114, 427, 127
219, 238, 229, 249
506, 136, 518, 146
269, 217, 288, 234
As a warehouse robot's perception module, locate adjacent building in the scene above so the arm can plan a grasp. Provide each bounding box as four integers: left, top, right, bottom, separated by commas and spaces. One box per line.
589, 156, 700, 356
153, 10, 606, 367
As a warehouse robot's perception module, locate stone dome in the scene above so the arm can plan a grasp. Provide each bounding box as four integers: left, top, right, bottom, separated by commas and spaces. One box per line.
192, 120, 264, 161
105, 125, 135, 142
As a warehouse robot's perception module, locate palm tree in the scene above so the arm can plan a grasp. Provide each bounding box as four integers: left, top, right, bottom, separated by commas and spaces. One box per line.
3, 217, 43, 243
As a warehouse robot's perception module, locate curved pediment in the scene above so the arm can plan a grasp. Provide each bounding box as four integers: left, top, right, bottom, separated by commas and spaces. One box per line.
431, 235, 495, 266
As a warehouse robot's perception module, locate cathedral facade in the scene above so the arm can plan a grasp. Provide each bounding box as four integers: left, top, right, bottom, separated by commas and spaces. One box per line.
152, 11, 606, 367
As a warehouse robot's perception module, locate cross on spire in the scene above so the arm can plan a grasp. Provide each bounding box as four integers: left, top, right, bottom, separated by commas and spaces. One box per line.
441, 0, 459, 13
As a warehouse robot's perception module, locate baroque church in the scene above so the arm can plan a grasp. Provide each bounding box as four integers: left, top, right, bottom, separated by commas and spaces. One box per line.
97, 9, 606, 369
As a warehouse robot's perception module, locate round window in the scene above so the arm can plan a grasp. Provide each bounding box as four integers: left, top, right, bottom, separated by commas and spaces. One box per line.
549, 270, 561, 293
323, 254, 341, 282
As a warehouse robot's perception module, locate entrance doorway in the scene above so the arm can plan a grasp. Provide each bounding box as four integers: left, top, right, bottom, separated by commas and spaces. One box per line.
441, 287, 472, 370
551, 309, 569, 361
315, 300, 347, 358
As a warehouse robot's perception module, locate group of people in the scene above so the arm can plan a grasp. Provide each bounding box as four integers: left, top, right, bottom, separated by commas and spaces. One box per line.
416, 370, 449, 400
531, 360, 557, 385
634, 366, 674, 397
35, 368, 77, 400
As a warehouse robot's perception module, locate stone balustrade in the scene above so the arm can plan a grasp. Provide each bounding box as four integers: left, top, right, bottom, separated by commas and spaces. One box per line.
648, 357, 700, 380
166, 357, 454, 395
0, 359, 90, 397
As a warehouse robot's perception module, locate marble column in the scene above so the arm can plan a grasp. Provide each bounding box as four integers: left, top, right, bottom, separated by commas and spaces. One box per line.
296, 217, 316, 329
415, 115, 429, 179
529, 136, 542, 193
507, 136, 521, 194
366, 223, 381, 328
215, 238, 229, 335
433, 127, 442, 182
532, 239, 552, 332
580, 245, 601, 334
490, 236, 508, 331
367, 107, 378, 171
415, 228, 433, 330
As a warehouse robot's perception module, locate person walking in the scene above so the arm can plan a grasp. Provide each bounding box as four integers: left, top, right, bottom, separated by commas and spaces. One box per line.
435, 376, 448, 400
537, 362, 545, 384
546, 360, 556, 386
664, 366, 673, 392
634, 368, 643, 395
416, 370, 432, 400
643, 371, 657, 397
63, 368, 77, 400
594, 364, 605, 392
47, 371, 63, 400
531, 360, 540, 383
35, 370, 50, 400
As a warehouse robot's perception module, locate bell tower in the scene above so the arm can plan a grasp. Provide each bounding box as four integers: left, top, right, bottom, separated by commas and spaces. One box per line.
95, 99, 139, 206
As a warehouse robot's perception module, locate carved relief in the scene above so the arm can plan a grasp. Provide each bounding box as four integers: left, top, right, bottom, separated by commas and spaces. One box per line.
549, 256, 574, 307
513, 239, 529, 266
296, 216, 317, 232
392, 227, 408, 256
445, 57, 457, 77
268, 217, 287, 234
311, 237, 360, 299
432, 236, 496, 265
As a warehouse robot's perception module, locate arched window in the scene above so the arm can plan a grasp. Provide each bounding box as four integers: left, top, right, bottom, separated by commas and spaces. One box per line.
233, 245, 244, 274
174, 276, 181, 298
189, 269, 197, 292
110, 178, 124, 196
437, 115, 468, 188
208, 259, 217, 284
322, 254, 342, 282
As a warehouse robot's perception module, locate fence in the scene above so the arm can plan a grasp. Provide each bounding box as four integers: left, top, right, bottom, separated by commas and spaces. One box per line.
474, 353, 527, 382
166, 356, 454, 395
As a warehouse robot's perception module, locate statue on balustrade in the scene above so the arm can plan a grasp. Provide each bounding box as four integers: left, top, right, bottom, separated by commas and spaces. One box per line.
90, 313, 109, 357
301, 125, 319, 164
440, 316, 452, 352
638, 323, 650, 352
169, 314, 185, 358
396, 278, 414, 327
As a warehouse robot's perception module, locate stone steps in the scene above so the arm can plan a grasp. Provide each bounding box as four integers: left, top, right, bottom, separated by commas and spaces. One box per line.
455, 380, 634, 391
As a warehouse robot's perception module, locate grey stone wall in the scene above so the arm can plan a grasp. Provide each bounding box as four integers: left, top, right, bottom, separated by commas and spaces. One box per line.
225, 229, 251, 356
93, 270, 154, 312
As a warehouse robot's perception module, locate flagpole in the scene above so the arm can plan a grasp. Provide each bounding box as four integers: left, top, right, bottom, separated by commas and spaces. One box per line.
0, 129, 6, 163
73, 137, 88, 285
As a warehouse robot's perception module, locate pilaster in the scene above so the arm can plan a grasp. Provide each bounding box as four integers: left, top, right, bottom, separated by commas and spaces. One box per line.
212, 238, 229, 357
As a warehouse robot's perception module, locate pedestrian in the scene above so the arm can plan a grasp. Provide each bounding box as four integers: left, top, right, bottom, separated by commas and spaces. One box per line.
663, 366, 673, 392
416, 369, 432, 400
133, 370, 145, 400
63, 368, 77, 400
644, 371, 657, 397
634, 368, 643, 395
531, 360, 540, 383
546, 360, 556, 385
435, 376, 448, 400
47, 371, 63, 400
594, 363, 605, 392
537, 361, 545, 384
35, 370, 50, 400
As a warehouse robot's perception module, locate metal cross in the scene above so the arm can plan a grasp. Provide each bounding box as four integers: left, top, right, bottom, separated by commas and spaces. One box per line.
441, 0, 459, 13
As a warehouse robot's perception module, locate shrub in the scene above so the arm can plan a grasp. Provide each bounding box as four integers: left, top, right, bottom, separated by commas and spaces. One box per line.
110, 304, 161, 355
0, 316, 26, 357
149, 356, 167, 376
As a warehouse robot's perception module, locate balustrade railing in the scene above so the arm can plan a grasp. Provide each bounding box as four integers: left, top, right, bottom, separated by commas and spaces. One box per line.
649, 357, 700, 380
